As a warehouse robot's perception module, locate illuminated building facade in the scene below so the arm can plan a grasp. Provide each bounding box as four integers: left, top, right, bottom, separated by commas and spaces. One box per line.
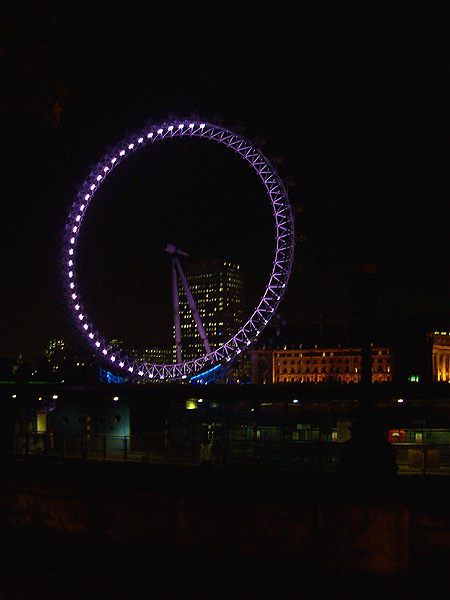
45, 338, 66, 375
250, 346, 393, 384
45, 338, 65, 360
431, 332, 450, 382
132, 346, 172, 364
40, 338, 98, 383
176, 259, 244, 362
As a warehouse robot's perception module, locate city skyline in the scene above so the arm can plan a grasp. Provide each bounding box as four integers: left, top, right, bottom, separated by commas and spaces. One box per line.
2, 3, 448, 362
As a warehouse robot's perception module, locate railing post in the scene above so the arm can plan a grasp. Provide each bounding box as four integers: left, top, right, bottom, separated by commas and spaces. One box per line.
60, 434, 65, 460
423, 446, 426, 475
123, 436, 128, 461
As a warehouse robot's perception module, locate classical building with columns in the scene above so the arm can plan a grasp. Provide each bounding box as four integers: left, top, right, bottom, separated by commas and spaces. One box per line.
431, 332, 450, 382
250, 346, 393, 384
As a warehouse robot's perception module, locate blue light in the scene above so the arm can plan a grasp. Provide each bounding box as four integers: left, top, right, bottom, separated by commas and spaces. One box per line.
190, 363, 223, 384
99, 368, 124, 384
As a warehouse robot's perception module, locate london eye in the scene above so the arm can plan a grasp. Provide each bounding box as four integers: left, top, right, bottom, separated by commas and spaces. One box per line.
62, 117, 296, 381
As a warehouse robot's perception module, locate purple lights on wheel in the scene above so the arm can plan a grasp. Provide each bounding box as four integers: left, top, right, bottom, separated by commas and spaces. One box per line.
62, 118, 295, 381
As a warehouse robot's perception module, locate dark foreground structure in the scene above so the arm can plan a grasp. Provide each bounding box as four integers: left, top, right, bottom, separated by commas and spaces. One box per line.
2, 382, 450, 597
2, 459, 450, 598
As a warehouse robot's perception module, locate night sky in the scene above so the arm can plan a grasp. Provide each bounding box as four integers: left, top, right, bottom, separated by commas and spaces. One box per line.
1, 2, 449, 362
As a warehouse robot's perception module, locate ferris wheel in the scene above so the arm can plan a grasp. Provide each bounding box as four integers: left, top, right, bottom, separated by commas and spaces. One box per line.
62, 117, 296, 381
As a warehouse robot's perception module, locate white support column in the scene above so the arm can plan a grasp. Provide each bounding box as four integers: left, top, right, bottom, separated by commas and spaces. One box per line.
172, 258, 182, 364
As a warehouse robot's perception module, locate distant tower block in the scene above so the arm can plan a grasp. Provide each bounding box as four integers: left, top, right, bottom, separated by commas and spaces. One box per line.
177, 259, 244, 362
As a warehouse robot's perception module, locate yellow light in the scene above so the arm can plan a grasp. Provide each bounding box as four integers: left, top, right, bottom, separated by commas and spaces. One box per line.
37, 412, 47, 433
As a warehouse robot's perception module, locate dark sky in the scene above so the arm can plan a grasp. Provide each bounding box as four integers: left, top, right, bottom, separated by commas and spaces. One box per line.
1, 2, 449, 361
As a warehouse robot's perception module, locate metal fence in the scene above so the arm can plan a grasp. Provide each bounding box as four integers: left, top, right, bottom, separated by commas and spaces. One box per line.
13, 432, 450, 474
14, 431, 340, 470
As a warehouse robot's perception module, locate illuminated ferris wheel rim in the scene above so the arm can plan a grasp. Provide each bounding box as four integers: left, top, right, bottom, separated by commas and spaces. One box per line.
62, 117, 295, 381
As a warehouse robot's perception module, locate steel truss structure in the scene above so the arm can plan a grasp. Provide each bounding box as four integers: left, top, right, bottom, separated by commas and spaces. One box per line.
62, 118, 296, 381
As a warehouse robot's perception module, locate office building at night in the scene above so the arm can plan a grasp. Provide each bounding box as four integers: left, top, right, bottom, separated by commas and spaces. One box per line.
175, 259, 244, 362
132, 346, 172, 365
